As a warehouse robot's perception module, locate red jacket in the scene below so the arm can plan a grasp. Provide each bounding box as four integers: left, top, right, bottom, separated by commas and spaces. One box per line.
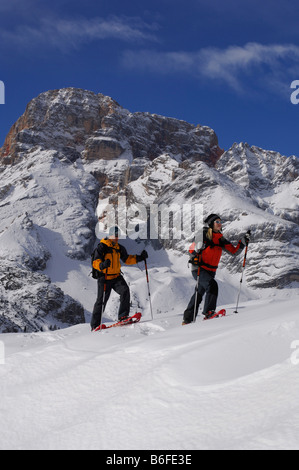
190, 229, 244, 273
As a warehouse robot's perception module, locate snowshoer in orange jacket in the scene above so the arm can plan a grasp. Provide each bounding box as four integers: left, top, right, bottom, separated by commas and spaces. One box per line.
91, 226, 148, 331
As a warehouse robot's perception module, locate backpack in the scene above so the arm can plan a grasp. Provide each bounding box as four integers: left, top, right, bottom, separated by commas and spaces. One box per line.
91, 244, 101, 279
90, 241, 121, 279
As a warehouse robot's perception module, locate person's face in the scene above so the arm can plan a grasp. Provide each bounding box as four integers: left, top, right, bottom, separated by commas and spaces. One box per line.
213, 219, 222, 232
109, 235, 119, 243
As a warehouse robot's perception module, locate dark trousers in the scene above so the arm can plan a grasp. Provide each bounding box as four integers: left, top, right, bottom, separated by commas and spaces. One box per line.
91, 275, 131, 330
183, 268, 218, 323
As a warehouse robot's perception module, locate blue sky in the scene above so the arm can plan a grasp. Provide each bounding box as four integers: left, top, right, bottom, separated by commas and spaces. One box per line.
0, 0, 299, 157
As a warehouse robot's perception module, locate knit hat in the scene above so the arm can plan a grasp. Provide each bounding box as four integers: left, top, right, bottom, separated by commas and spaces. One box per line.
204, 214, 221, 228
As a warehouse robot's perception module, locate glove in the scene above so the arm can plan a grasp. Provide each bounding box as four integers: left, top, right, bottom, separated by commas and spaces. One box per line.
136, 250, 148, 262
100, 259, 111, 270
189, 255, 201, 266
241, 231, 251, 245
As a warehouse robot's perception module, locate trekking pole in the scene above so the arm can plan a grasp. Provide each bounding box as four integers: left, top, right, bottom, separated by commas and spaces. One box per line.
234, 230, 251, 313
100, 270, 107, 331
144, 259, 154, 320
193, 264, 201, 323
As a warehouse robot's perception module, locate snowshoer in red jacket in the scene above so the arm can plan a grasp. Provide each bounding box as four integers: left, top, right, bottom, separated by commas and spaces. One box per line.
183, 214, 250, 323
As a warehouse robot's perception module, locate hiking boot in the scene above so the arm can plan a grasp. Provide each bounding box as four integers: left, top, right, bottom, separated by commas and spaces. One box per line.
204, 311, 215, 320
119, 314, 129, 322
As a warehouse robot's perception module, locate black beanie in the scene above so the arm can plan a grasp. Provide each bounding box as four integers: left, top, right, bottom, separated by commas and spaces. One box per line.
204, 214, 221, 228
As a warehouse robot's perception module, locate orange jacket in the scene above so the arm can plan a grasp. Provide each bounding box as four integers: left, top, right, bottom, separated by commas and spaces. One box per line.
92, 238, 137, 280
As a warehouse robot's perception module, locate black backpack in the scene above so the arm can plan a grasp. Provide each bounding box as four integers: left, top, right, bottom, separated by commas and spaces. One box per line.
91, 244, 101, 280
90, 242, 119, 279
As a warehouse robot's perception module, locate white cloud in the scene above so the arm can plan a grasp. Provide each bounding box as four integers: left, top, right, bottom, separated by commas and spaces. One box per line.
0, 16, 158, 52
122, 42, 299, 95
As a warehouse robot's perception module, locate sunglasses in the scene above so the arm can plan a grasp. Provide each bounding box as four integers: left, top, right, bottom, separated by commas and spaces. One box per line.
215, 220, 222, 224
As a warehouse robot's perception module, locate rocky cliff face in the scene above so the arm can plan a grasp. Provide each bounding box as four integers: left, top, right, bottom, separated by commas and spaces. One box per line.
0, 88, 298, 331
0, 87, 223, 166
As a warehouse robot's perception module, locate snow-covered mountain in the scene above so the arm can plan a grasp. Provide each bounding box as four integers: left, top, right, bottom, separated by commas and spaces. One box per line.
0, 87, 298, 333
0, 87, 222, 165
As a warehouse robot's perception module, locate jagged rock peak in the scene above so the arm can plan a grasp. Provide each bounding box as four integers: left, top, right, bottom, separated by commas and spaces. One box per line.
0, 87, 223, 166
216, 142, 299, 190
0, 88, 121, 163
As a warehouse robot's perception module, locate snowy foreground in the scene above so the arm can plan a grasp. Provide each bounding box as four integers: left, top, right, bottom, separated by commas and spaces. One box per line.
0, 246, 299, 451
1, 270, 299, 450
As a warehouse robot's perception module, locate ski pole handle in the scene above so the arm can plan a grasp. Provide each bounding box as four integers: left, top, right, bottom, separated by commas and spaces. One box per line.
242, 230, 251, 268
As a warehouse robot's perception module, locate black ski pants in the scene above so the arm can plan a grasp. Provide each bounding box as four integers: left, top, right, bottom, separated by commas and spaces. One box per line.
183, 268, 218, 323
91, 275, 131, 330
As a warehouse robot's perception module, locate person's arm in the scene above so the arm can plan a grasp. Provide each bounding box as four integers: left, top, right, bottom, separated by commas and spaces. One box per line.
219, 236, 244, 255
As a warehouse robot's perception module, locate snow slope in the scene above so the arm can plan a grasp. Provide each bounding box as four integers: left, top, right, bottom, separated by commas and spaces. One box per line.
0, 250, 299, 450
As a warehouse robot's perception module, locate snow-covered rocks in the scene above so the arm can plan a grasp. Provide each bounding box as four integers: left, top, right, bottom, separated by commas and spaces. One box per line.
0, 260, 84, 333
0, 148, 98, 261
0, 148, 96, 331
0, 213, 50, 271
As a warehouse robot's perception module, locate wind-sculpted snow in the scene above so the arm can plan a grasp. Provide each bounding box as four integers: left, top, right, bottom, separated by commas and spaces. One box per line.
0, 297, 298, 450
